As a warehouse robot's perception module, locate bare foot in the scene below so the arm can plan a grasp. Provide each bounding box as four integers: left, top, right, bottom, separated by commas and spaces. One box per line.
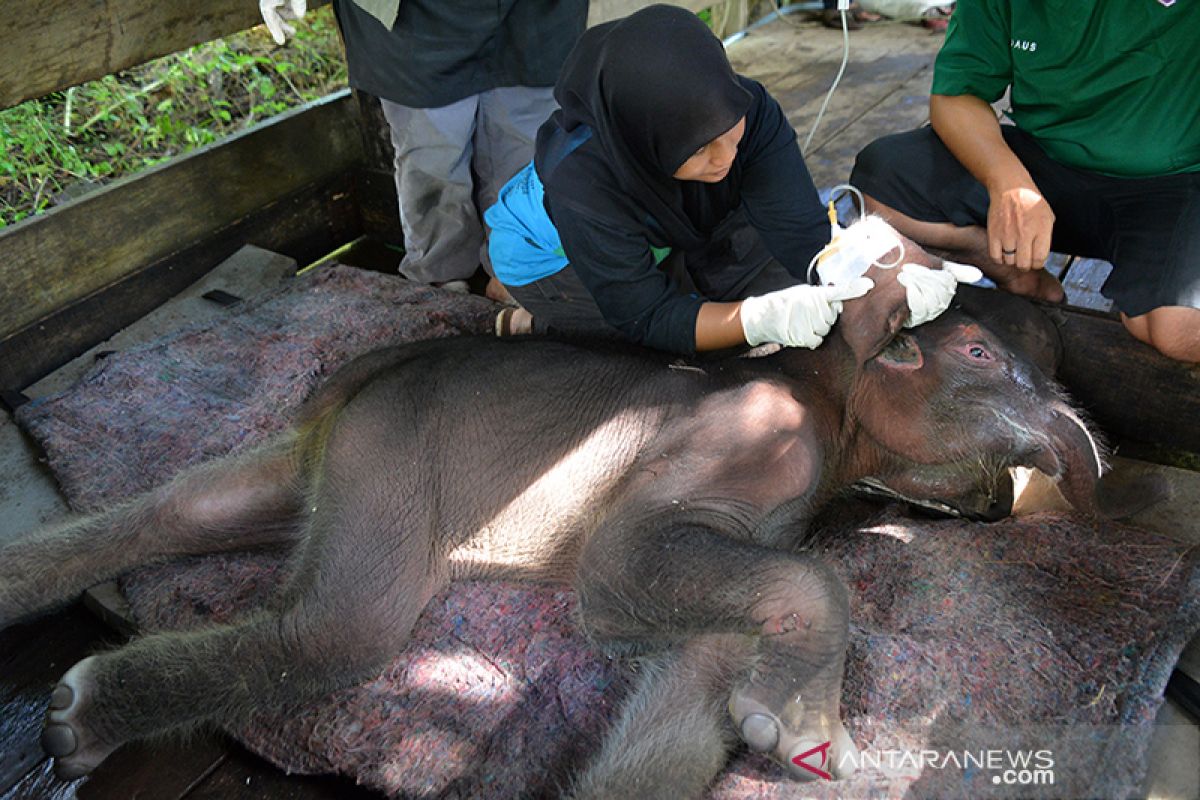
994, 267, 1066, 304
42, 656, 124, 779
485, 276, 518, 307
930, 244, 1066, 304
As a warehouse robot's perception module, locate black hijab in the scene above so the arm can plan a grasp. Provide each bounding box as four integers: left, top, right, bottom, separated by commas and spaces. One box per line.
541, 4, 753, 251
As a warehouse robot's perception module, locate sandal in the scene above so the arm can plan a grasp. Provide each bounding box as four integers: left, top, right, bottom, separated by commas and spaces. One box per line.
495, 307, 533, 337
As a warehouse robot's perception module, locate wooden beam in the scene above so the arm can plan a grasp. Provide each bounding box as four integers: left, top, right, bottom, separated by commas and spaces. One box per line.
0, 171, 360, 391
57, 737, 230, 800
1047, 306, 1200, 456
0, 0, 330, 110
354, 168, 404, 243
0, 90, 362, 344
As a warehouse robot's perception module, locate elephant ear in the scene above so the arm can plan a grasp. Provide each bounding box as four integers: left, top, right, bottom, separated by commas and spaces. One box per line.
836, 260, 911, 364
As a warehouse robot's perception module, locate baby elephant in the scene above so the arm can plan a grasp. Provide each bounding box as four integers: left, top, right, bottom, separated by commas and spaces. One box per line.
0, 221, 1106, 797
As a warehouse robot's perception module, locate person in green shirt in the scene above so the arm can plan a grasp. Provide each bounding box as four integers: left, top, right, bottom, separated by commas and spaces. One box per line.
848, 0, 1200, 363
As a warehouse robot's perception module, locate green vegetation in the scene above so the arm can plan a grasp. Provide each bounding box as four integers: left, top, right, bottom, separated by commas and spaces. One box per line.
0, 6, 347, 228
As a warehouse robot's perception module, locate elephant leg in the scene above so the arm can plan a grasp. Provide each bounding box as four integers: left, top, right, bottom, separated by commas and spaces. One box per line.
567, 633, 751, 800
40, 435, 447, 779
0, 435, 306, 629
574, 509, 856, 787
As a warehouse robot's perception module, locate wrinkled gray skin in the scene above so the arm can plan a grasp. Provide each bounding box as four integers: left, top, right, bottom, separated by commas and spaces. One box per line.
0, 224, 1108, 796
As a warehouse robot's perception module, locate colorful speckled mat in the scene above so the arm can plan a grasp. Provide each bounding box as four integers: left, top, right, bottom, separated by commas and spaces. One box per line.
16, 266, 1198, 798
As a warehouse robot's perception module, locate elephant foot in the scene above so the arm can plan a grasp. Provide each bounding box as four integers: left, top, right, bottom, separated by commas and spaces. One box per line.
729, 606, 857, 781
730, 692, 858, 781
42, 656, 123, 779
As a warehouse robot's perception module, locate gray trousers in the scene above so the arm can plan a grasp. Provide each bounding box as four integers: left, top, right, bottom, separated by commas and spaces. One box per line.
381, 87, 557, 284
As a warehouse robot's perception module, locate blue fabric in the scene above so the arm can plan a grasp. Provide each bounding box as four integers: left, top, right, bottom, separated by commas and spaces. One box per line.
485, 162, 569, 287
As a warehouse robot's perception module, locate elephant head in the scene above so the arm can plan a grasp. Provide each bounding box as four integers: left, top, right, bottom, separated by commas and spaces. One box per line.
848, 308, 1106, 518
817, 218, 1108, 519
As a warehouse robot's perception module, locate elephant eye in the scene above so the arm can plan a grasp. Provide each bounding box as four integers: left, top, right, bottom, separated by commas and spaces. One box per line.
966, 343, 993, 362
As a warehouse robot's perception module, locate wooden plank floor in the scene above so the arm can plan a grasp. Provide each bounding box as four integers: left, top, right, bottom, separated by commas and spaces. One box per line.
0, 12, 1185, 800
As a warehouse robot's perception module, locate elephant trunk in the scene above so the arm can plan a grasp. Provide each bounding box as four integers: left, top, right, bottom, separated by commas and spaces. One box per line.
1028, 400, 1105, 517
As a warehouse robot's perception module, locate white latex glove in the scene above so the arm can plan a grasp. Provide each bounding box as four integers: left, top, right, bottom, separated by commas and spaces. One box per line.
896, 260, 983, 328
740, 277, 875, 348
260, 0, 307, 45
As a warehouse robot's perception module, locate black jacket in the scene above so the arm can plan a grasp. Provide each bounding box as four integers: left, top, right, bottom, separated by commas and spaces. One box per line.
334, 0, 587, 108
539, 77, 828, 353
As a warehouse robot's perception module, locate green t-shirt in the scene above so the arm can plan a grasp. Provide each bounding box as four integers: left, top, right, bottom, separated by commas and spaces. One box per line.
932, 0, 1200, 177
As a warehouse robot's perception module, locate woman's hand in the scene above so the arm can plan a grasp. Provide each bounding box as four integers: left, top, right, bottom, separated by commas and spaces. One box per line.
896, 261, 983, 327
260, 0, 307, 45
694, 279, 873, 352
738, 278, 875, 348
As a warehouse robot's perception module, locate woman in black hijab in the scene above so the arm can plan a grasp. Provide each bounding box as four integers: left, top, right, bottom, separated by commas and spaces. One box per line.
486, 4, 873, 354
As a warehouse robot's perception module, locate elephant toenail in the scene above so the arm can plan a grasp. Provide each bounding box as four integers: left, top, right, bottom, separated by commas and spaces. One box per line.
40, 723, 77, 757
49, 685, 74, 710
739, 712, 779, 752
788, 738, 834, 781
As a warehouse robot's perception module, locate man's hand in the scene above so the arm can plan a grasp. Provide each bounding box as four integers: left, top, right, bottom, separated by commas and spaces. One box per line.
740, 277, 875, 348
986, 182, 1055, 271
260, 0, 307, 45
929, 94, 1057, 273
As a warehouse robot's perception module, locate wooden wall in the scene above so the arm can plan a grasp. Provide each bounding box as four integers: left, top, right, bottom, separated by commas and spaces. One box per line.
0, 92, 363, 388
1, 93, 358, 338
